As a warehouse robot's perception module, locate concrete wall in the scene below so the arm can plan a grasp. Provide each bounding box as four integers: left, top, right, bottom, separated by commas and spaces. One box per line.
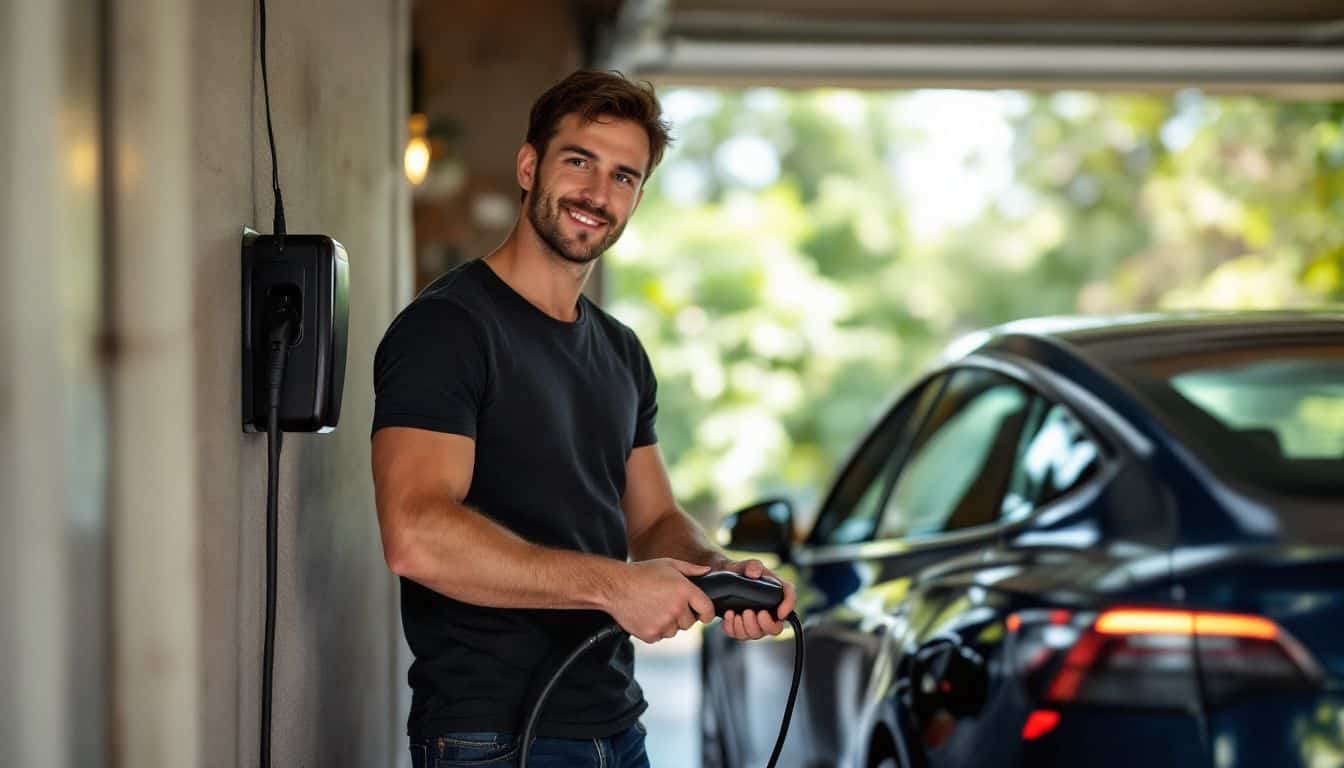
1, 0, 410, 764
190, 0, 410, 765
0, 0, 104, 764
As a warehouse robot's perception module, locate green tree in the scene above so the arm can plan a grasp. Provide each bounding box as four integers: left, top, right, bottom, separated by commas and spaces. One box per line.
607, 87, 1344, 528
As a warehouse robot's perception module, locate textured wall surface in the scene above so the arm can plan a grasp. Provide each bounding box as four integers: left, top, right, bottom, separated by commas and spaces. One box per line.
408, 0, 585, 286
0, 1, 93, 765
189, 0, 409, 765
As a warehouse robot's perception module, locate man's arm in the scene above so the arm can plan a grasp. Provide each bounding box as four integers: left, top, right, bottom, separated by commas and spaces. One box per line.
622, 444, 798, 639
623, 444, 729, 569
372, 426, 713, 642
373, 426, 616, 609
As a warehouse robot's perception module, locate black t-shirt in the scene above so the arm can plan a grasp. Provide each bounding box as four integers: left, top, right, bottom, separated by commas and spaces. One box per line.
371, 258, 658, 740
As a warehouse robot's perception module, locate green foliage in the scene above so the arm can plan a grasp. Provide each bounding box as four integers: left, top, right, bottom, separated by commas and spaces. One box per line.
606, 87, 1344, 528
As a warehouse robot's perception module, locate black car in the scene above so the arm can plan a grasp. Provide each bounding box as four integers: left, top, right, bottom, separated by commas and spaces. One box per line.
701, 311, 1344, 768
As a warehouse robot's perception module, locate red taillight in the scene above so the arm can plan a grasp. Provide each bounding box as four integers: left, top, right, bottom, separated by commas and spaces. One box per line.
1193, 613, 1279, 640
1045, 631, 1104, 702
1094, 608, 1278, 641
1021, 709, 1060, 741
1012, 606, 1316, 710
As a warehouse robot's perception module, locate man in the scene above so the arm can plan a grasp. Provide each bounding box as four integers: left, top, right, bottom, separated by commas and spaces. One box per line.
371, 70, 797, 768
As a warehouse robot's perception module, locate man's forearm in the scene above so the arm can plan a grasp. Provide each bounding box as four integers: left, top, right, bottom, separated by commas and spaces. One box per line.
629, 506, 730, 569
386, 497, 623, 612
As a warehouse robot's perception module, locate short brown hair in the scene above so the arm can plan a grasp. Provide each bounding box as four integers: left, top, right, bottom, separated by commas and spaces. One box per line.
526, 70, 672, 179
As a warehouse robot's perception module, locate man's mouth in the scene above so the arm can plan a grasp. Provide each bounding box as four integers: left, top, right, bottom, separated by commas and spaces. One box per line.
564, 205, 606, 230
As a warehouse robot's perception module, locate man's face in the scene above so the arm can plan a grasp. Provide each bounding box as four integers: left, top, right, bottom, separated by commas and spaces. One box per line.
524, 113, 649, 265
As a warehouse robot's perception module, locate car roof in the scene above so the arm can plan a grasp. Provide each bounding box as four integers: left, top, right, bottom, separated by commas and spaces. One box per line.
948, 309, 1344, 368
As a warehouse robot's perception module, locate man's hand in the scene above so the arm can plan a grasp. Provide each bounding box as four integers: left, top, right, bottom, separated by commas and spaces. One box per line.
605, 558, 717, 645
717, 558, 798, 641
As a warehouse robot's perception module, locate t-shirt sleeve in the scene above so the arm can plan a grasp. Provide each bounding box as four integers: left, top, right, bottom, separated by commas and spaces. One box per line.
371, 300, 489, 439
631, 336, 659, 448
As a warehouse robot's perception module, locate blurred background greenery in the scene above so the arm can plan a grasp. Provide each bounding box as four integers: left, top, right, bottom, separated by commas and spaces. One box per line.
604, 88, 1344, 529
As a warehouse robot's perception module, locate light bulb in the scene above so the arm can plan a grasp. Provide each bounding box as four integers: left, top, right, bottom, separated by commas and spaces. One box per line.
404, 135, 430, 186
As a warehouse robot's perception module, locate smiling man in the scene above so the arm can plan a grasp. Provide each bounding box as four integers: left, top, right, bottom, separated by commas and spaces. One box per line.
371, 71, 796, 768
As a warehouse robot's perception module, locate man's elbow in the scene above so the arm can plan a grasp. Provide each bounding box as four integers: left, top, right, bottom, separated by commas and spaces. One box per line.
379, 510, 422, 579
383, 536, 418, 579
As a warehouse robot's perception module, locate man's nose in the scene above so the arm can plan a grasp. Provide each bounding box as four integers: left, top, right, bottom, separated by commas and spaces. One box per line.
578, 174, 611, 211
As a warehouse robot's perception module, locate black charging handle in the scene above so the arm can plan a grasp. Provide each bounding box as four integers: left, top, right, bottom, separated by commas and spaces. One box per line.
690, 571, 786, 617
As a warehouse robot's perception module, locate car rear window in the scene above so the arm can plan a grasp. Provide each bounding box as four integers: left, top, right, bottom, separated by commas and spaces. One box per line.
1120, 345, 1344, 496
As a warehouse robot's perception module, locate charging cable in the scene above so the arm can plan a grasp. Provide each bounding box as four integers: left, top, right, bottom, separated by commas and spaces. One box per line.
518, 613, 805, 768
261, 296, 297, 768
258, 0, 285, 240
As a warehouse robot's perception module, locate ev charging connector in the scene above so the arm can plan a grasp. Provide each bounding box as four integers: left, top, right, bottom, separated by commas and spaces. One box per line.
241, 227, 349, 433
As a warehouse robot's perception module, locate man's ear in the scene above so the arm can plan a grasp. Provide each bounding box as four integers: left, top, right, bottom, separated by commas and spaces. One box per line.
516, 143, 538, 197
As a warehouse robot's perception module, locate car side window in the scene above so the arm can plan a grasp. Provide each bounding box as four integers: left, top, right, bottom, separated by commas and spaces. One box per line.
1000, 399, 1101, 522
812, 376, 946, 546
875, 368, 1032, 540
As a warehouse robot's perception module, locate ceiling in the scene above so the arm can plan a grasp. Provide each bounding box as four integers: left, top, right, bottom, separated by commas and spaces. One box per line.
668, 0, 1344, 23
597, 0, 1344, 91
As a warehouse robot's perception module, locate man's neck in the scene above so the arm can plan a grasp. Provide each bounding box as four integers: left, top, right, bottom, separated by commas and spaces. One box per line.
483, 224, 594, 323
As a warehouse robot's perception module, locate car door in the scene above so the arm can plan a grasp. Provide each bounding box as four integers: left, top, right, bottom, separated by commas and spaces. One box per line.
793, 366, 1038, 767
840, 366, 1039, 766
890, 380, 1112, 768
707, 373, 948, 768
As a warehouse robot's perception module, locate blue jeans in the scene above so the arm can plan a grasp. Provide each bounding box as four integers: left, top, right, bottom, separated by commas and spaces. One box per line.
409, 723, 650, 767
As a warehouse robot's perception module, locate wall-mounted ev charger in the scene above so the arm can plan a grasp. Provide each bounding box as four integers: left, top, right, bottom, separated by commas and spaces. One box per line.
241, 227, 349, 433
242, 226, 350, 768
245, 2, 353, 765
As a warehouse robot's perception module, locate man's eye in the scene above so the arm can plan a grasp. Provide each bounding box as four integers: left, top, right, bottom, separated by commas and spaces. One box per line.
615, 173, 631, 185
568, 157, 586, 168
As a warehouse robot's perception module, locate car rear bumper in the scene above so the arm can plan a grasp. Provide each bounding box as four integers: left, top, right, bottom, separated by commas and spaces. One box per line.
1020, 709, 1208, 768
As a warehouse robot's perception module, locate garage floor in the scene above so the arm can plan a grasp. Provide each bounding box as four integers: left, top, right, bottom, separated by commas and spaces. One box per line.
635, 629, 703, 766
